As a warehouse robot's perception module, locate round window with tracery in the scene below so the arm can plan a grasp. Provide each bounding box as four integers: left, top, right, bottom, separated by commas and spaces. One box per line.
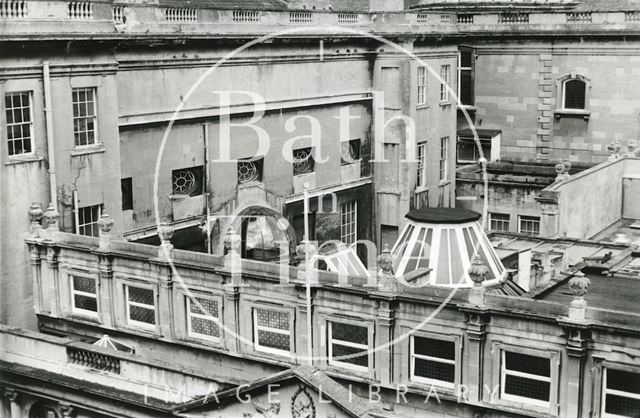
173, 170, 197, 195
238, 161, 259, 184
340, 142, 357, 165
293, 148, 314, 175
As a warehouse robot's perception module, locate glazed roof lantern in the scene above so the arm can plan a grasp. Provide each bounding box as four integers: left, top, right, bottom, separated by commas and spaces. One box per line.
390, 207, 506, 288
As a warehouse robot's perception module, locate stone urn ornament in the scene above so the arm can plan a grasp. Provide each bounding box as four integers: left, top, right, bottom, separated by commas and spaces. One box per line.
468, 254, 489, 286
28, 202, 43, 236
377, 244, 397, 292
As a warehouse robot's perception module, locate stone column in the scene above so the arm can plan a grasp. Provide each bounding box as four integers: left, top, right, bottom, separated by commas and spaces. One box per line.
27, 242, 43, 315
97, 254, 115, 327
0, 388, 6, 418
5, 390, 20, 418
223, 285, 241, 354
43, 245, 61, 317
462, 309, 490, 404
373, 297, 394, 385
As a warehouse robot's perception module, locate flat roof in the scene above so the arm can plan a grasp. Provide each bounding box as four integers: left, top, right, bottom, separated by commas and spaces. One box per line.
538, 273, 640, 315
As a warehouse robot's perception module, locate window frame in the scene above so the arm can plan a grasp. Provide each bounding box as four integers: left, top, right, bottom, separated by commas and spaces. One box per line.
554, 73, 591, 118
562, 78, 587, 111
518, 215, 541, 236
440, 64, 451, 103
490, 342, 560, 414
72, 87, 98, 147
458, 48, 475, 108
171, 166, 204, 197
252, 305, 293, 357
292, 147, 315, 176
327, 319, 371, 373
500, 350, 552, 408
124, 284, 157, 330
4, 90, 34, 157
186, 295, 222, 343
340, 200, 358, 245
439, 136, 449, 181
237, 156, 264, 185
417, 66, 427, 106
69, 273, 99, 318
416, 141, 427, 189
77, 204, 102, 237
340, 139, 361, 166
601, 365, 640, 418
489, 213, 510, 232
121, 177, 133, 211
409, 332, 460, 389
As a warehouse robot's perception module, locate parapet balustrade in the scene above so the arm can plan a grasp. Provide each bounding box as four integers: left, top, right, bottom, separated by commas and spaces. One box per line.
68, 346, 121, 374
2, 1, 640, 33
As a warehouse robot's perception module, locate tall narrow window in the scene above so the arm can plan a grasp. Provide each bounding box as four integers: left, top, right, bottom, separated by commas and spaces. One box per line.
340, 201, 357, 245
253, 307, 291, 356
5, 91, 33, 156
417, 142, 427, 188
417, 66, 427, 105
328, 321, 369, 372
125, 285, 156, 328
459, 49, 474, 106
518, 215, 540, 236
410, 336, 456, 388
70, 275, 98, 316
78, 204, 102, 237
121, 177, 133, 211
602, 368, 640, 417
563, 79, 586, 110
440, 64, 451, 102
439, 137, 449, 181
72, 87, 97, 147
501, 351, 551, 406
186, 297, 220, 342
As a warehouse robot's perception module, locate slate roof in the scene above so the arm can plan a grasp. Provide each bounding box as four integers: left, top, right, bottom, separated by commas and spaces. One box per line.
405, 207, 482, 224
572, 0, 640, 11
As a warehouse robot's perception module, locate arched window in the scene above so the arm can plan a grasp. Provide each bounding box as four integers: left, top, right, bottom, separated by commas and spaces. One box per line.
29, 402, 59, 418
563, 78, 586, 110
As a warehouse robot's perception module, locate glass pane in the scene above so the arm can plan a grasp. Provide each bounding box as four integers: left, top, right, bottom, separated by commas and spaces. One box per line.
331, 343, 368, 367
73, 276, 96, 293
449, 229, 465, 285
405, 228, 425, 272
414, 358, 455, 382
413, 336, 455, 360
435, 229, 450, 285
127, 286, 154, 305
505, 352, 550, 377
608, 369, 640, 394
256, 309, 289, 330
74, 294, 97, 312
257, 330, 289, 351
605, 394, 640, 417
331, 322, 367, 345
417, 229, 433, 269
504, 375, 550, 402
190, 298, 218, 317
460, 70, 473, 106
129, 305, 155, 324
564, 80, 585, 109
191, 317, 219, 337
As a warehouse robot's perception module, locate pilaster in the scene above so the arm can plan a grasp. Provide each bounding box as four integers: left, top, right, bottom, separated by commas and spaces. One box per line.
558, 320, 590, 418
96, 252, 115, 327
370, 293, 395, 385
43, 245, 61, 316
461, 307, 490, 404
223, 282, 241, 354
296, 285, 316, 366
5, 390, 20, 418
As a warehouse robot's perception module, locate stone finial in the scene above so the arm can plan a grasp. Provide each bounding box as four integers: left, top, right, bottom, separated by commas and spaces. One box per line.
568, 271, 590, 320
562, 160, 572, 181
223, 227, 241, 256
43, 202, 59, 231
157, 222, 174, 259
28, 202, 43, 236
607, 140, 621, 160
468, 255, 488, 287
554, 162, 565, 182
627, 140, 638, 157
377, 244, 397, 292
97, 211, 114, 249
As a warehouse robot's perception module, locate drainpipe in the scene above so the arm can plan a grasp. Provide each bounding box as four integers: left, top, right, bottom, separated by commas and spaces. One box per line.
43, 62, 58, 207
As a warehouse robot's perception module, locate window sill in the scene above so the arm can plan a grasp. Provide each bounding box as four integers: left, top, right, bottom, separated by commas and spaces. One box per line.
416, 104, 430, 110
71, 144, 106, 157
5, 154, 45, 166
439, 101, 451, 107
415, 186, 429, 193
438, 179, 451, 187
457, 104, 477, 111
554, 109, 590, 120
238, 181, 264, 189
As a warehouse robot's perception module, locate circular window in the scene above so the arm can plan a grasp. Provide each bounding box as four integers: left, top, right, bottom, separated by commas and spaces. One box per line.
293, 148, 313, 174
172, 170, 197, 195
238, 161, 259, 184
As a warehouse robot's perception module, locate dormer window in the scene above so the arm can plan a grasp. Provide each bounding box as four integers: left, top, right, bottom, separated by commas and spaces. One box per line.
563, 79, 586, 110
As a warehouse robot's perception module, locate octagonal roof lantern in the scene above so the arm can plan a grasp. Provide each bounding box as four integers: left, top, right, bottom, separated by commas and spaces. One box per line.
391, 207, 506, 288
